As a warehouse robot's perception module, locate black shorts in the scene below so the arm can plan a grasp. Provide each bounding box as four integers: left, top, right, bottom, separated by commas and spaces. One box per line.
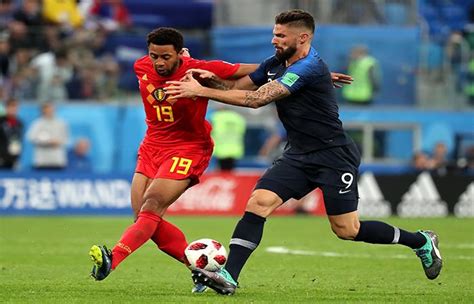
255, 142, 361, 215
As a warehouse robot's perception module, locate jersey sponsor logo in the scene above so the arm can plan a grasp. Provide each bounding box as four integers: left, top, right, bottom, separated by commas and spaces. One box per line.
454, 182, 474, 217
397, 172, 448, 217
267, 71, 277, 82
357, 172, 392, 217
281, 72, 299, 87
152, 88, 167, 102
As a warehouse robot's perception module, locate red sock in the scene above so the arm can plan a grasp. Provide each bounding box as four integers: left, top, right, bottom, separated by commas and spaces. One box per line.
111, 211, 161, 270
151, 219, 188, 263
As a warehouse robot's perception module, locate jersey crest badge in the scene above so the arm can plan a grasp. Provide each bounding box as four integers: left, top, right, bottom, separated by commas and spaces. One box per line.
152, 88, 167, 102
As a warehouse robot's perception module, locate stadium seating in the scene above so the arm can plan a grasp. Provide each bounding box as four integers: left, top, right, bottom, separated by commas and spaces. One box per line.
418, 0, 471, 41
123, 0, 213, 30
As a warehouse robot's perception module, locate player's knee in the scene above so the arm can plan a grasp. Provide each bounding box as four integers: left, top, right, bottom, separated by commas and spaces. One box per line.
140, 197, 160, 212
246, 195, 279, 218
330, 222, 359, 240
141, 193, 169, 215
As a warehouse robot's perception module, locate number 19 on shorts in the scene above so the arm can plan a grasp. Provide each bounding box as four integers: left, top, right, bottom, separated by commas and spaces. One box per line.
170, 157, 192, 175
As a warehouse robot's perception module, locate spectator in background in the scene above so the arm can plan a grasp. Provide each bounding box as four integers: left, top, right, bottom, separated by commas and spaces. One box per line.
68, 137, 92, 172
427, 141, 451, 176
411, 151, 430, 173
4, 43, 37, 101
67, 63, 100, 100
342, 45, 381, 106
27, 103, 68, 170
30, 48, 73, 102
412, 142, 453, 176
0, 98, 23, 169
211, 106, 246, 171
0, 0, 15, 29
0, 32, 9, 79
97, 54, 121, 100
458, 145, 474, 174
65, 29, 119, 100
445, 31, 465, 94
6, 64, 38, 100
0, 32, 10, 100
42, 0, 84, 30
88, 0, 132, 32
9, 0, 46, 52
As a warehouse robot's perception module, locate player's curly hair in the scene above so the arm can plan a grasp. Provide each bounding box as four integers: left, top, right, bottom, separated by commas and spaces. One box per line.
275, 9, 315, 33
147, 27, 184, 52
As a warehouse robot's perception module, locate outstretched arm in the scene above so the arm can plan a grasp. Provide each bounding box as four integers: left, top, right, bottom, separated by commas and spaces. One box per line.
166, 73, 290, 108
184, 48, 350, 89
189, 68, 352, 91
187, 68, 258, 91
331, 72, 353, 88
231, 64, 259, 79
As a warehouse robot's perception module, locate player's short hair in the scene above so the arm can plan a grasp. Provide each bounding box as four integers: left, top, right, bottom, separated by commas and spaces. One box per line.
275, 9, 315, 33
147, 27, 184, 52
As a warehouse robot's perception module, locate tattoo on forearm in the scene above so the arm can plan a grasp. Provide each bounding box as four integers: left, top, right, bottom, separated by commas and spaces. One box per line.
243, 81, 289, 107
205, 78, 232, 90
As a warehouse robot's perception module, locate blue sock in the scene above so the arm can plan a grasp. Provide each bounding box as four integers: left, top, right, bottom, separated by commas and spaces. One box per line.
354, 221, 426, 249
225, 211, 266, 281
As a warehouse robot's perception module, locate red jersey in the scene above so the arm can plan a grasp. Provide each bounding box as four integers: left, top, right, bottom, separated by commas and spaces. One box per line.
134, 56, 239, 147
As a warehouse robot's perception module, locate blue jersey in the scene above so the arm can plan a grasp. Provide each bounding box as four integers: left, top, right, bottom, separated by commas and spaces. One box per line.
249, 47, 349, 154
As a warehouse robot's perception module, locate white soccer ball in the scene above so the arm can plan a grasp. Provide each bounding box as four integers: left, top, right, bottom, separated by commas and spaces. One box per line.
184, 238, 227, 271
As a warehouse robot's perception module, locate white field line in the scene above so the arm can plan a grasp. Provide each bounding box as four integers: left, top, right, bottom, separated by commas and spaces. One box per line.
441, 243, 474, 249
265, 246, 474, 260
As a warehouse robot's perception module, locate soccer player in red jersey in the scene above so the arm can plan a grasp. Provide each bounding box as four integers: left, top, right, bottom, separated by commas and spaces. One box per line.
88, 27, 256, 288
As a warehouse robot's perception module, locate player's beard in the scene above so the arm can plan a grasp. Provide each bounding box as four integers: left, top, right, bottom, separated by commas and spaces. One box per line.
155, 60, 180, 77
275, 45, 297, 62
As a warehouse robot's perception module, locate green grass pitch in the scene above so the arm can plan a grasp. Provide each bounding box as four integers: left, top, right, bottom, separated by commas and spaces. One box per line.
1, 216, 473, 303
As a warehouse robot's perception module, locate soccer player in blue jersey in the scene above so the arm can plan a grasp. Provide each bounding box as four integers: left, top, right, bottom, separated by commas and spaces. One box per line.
166, 9, 442, 295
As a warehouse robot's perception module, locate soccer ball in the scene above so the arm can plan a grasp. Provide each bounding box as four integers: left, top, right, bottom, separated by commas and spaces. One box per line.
184, 238, 227, 271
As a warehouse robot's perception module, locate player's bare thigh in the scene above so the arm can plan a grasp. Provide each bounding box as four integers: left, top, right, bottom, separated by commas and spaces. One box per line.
245, 189, 284, 218
327, 211, 360, 240
131, 173, 192, 217
131, 173, 153, 218
141, 178, 191, 216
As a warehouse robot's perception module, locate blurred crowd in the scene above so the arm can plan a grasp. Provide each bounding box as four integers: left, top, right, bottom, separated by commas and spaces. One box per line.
412, 141, 474, 176
0, 0, 130, 102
